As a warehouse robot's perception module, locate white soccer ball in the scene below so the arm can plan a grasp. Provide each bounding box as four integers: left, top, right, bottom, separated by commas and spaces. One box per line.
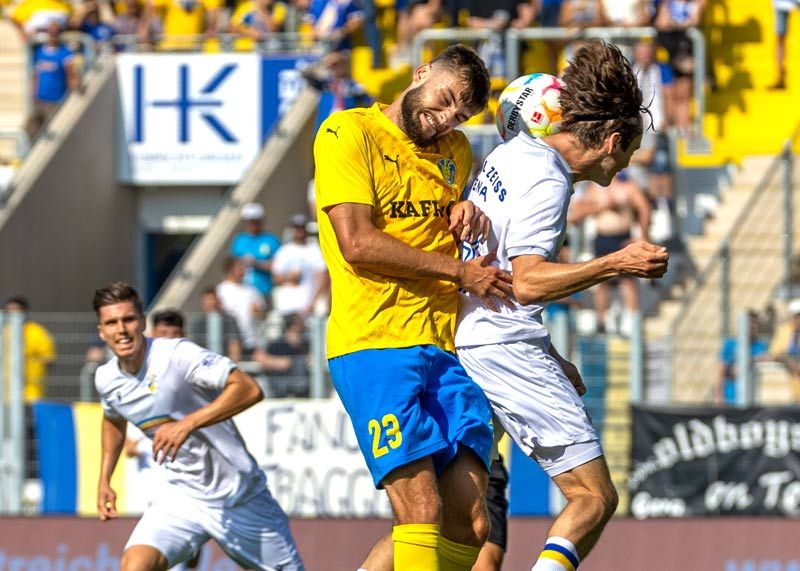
495, 73, 563, 142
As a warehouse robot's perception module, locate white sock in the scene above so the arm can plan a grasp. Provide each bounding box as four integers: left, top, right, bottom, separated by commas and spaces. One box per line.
531, 536, 580, 571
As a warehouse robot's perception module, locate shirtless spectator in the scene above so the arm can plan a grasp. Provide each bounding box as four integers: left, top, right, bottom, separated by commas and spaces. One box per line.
571, 172, 651, 335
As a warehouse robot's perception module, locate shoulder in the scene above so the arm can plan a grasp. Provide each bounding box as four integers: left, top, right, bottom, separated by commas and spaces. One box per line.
94, 358, 120, 391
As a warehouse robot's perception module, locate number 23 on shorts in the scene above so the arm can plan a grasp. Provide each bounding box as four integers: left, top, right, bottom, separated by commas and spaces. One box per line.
368, 413, 403, 458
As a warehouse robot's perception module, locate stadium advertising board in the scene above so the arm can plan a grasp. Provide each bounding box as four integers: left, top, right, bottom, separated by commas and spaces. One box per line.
116, 53, 315, 185
233, 399, 392, 518
630, 405, 800, 518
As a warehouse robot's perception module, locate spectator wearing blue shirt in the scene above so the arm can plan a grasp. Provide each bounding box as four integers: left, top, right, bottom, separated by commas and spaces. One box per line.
25, 21, 79, 141
306, 0, 364, 52
70, 0, 115, 47
230, 202, 282, 302
717, 310, 770, 405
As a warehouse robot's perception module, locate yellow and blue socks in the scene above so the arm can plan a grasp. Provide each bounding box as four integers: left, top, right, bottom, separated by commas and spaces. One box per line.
438, 536, 482, 571
393, 523, 440, 571
531, 536, 580, 571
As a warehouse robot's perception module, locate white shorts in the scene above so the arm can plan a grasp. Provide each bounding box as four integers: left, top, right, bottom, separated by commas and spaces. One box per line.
458, 339, 603, 477
126, 486, 304, 571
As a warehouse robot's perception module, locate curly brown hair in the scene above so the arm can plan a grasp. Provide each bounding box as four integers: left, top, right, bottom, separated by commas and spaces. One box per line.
559, 40, 648, 150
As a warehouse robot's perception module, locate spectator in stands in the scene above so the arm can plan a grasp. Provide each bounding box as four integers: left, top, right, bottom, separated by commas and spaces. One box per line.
190, 286, 243, 362
272, 214, 329, 316
150, 309, 185, 338
630, 39, 674, 223
394, 0, 442, 64
537, 0, 564, 74
655, 0, 705, 136
111, 0, 157, 48
230, 0, 286, 51
466, 0, 537, 77
216, 256, 267, 357
25, 21, 80, 141
140, 0, 221, 50
307, 50, 373, 125
558, 0, 608, 29
303, 0, 364, 52
264, 313, 310, 397
600, 0, 648, 27
230, 202, 282, 303
10, 0, 71, 39
3, 296, 56, 402
718, 310, 770, 405
769, 299, 800, 398
771, 0, 798, 90
70, 0, 115, 46
570, 173, 652, 336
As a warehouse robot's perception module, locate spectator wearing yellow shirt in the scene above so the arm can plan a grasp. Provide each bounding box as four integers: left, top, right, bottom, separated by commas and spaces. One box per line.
3, 296, 55, 403
230, 0, 286, 51
140, 0, 221, 50
10, 0, 71, 39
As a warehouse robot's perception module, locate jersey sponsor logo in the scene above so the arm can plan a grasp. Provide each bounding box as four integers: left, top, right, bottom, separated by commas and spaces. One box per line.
437, 157, 456, 185
388, 199, 455, 219
325, 125, 341, 139
201, 353, 223, 368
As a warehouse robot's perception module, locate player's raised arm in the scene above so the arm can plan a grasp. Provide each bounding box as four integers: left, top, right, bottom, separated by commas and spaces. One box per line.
511, 242, 668, 305
151, 368, 262, 464
97, 413, 126, 521
326, 202, 513, 305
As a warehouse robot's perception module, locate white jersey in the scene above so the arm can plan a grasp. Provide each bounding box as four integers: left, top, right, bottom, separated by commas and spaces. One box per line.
95, 337, 266, 507
455, 134, 573, 348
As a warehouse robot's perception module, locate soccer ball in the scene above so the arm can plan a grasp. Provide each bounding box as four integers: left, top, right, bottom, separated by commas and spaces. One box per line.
495, 73, 563, 142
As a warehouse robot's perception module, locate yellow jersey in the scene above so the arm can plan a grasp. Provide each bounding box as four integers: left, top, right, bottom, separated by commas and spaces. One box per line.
3, 320, 55, 402
11, 0, 71, 34
230, 0, 286, 51
314, 103, 472, 359
154, 0, 221, 50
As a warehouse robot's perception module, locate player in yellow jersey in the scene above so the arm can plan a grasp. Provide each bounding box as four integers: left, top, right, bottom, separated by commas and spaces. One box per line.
314, 44, 513, 571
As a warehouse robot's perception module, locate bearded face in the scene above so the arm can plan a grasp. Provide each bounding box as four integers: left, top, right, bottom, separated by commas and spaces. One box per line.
400, 83, 438, 148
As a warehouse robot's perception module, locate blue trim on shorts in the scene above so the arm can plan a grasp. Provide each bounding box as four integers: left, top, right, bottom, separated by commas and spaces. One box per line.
329, 345, 493, 487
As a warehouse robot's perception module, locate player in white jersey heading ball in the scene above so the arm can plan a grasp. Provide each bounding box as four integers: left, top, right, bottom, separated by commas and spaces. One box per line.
456, 40, 668, 571
93, 282, 304, 571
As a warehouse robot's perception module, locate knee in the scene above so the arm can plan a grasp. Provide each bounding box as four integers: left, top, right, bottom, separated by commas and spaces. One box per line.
594, 486, 619, 523
395, 495, 443, 525
472, 507, 492, 545
120, 547, 167, 571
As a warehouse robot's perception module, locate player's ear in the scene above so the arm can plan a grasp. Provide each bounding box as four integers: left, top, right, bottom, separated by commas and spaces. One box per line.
413, 63, 431, 84
603, 132, 622, 155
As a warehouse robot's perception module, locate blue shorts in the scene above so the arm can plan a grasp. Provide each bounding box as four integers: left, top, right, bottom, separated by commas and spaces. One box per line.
329, 345, 493, 487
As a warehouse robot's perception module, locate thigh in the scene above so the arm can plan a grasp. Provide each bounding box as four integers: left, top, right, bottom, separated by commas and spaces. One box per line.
426, 347, 493, 476
458, 341, 598, 455
328, 347, 449, 488
126, 492, 209, 567
207, 490, 305, 571
438, 446, 490, 529
551, 454, 615, 499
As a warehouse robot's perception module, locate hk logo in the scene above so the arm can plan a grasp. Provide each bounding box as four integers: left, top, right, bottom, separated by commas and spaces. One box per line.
132, 63, 238, 144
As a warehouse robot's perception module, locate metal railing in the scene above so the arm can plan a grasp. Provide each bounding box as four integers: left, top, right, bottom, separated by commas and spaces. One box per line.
668, 127, 800, 403
413, 25, 709, 151
108, 32, 325, 54
0, 312, 26, 515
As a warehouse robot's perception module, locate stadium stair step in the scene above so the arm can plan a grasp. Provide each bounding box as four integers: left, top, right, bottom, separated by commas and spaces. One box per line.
0, 21, 26, 131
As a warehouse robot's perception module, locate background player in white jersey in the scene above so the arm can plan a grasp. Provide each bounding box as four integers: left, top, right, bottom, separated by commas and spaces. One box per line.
92, 282, 304, 571
456, 41, 669, 571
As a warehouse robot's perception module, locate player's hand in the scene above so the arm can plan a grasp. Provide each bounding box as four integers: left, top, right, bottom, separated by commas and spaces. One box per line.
152, 418, 195, 465
97, 482, 118, 521
559, 358, 586, 396
612, 242, 669, 279
461, 251, 514, 311
449, 200, 491, 243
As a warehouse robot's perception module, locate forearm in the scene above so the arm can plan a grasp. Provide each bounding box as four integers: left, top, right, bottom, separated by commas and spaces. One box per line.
514, 257, 620, 304
99, 417, 125, 484
181, 369, 262, 430
345, 225, 464, 284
